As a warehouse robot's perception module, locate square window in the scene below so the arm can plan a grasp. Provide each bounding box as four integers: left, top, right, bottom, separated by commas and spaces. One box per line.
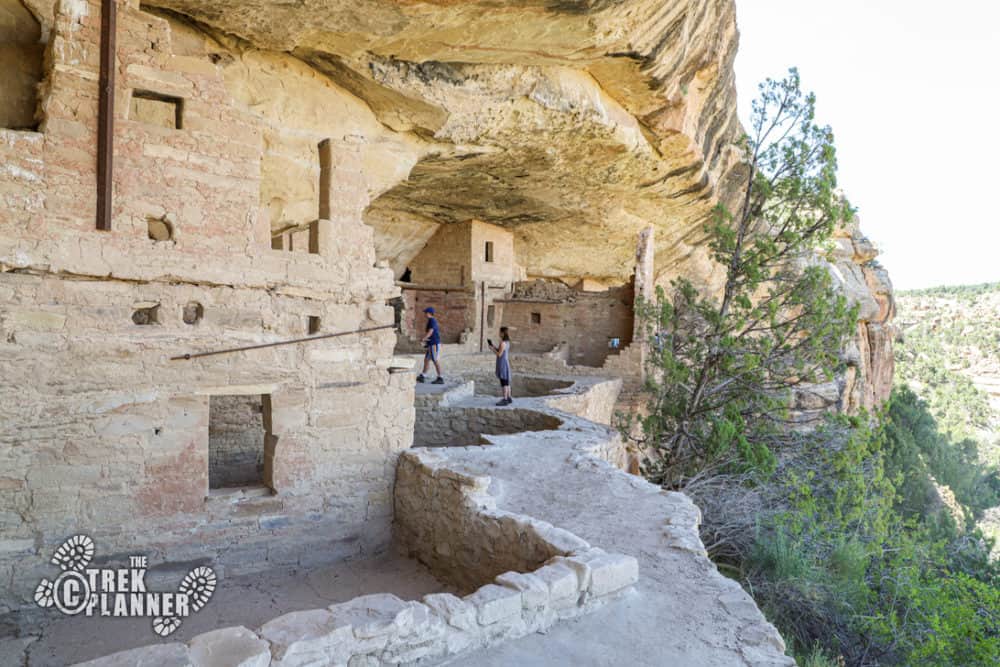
308, 316, 321, 334
132, 305, 160, 325
531, 312, 541, 325
130, 90, 183, 129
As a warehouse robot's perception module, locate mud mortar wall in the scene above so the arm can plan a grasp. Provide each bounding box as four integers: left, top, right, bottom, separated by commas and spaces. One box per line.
0, 2, 412, 611
413, 406, 563, 448
497, 283, 635, 367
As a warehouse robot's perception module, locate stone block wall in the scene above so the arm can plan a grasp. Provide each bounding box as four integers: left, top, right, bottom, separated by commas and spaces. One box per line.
407, 223, 472, 287
76, 446, 639, 667
541, 376, 623, 426
496, 280, 635, 367
0, 2, 414, 611
413, 405, 563, 448
468, 220, 519, 287
399, 288, 475, 346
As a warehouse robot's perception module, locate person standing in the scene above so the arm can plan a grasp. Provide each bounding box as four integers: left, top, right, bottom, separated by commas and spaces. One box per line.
489, 326, 512, 405
417, 307, 444, 384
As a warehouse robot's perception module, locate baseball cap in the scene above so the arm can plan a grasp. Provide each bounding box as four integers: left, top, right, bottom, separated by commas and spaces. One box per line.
423, 307, 435, 314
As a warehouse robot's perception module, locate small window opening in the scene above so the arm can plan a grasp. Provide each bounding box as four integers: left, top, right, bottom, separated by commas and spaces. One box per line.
130, 90, 183, 129
487, 305, 495, 327
388, 296, 404, 331
132, 305, 160, 325
307, 316, 321, 334
147, 216, 173, 242
531, 312, 542, 325
183, 301, 204, 325
484, 241, 494, 263
209, 394, 268, 490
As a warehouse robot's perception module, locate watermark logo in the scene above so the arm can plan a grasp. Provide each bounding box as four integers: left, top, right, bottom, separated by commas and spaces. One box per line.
34, 535, 216, 637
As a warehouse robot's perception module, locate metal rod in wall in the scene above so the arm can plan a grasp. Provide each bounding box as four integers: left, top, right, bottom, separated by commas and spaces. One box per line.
169, 324, 398, 361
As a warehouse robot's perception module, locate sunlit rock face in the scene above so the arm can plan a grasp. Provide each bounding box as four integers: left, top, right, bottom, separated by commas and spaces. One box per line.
832, 222, 896, 413
147, 0, 744, 284
138, 0, 893, 410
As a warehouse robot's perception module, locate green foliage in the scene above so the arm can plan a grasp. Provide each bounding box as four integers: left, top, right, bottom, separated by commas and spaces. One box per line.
883, 386, 1000, 522
894, 283, 999, 447
626, 69, 1000, 665
900, 281, 1000, 299
629, 69, 857, 486
746, 404, 1000, 666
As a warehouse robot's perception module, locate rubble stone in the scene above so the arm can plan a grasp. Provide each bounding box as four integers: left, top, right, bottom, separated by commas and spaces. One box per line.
188, 627, 270, 667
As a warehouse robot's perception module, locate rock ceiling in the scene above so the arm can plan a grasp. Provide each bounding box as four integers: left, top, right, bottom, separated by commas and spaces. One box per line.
148, 0, 745, 284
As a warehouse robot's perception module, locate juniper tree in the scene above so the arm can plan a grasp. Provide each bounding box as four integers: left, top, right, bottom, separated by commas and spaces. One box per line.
632, 69, 858, 487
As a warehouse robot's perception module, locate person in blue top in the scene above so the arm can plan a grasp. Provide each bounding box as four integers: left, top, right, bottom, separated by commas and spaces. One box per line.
488, 326, 512, 406
416, 307, 444, 384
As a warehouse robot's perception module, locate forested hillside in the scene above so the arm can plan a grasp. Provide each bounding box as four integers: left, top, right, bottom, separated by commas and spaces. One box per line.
895, 282, 1000, 554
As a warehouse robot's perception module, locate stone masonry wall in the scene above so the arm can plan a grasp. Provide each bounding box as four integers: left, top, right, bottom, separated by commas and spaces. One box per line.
413, 406, 563, 448
468, 220, 519, 287
497, 281, 635, 367
400, 288, 474, 346
73, 444, 639, 667
408, 223, 472, 287
0, 2, 413, 612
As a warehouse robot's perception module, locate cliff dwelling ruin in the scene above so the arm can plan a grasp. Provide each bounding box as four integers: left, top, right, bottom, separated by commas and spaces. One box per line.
0, 1, 894, 665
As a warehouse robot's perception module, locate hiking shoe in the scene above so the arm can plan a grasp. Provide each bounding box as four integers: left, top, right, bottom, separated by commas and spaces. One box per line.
416, 374, 426, 383
432, 377, 445, 385
495, 399, 507, 406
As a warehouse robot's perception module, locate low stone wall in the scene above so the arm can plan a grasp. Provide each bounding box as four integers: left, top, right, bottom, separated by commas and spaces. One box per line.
541, 376, 622, 426
395, 450, 593, 591
468, 374, 574, 397
414, 406, 563, 448
77, 538, 635, 667
75, 453, 638, 667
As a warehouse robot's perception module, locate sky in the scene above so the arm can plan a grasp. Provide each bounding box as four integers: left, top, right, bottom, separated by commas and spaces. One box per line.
734, 1, 1000, 290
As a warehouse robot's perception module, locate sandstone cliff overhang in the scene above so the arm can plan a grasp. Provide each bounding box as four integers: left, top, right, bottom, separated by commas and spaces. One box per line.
133, 0, 746, 285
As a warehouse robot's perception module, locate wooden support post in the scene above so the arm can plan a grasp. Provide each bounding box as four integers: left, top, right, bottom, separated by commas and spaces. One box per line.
318, 138, 332, 220
479, 281, 487, 353
96, 0, 116, 231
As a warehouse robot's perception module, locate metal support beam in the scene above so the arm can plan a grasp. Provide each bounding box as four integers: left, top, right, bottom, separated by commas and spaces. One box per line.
96, 0, 116, 231
170, 324, 398, 361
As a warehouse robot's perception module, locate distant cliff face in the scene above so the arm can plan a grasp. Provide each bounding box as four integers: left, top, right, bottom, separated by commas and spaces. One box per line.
832, 223, 896, 413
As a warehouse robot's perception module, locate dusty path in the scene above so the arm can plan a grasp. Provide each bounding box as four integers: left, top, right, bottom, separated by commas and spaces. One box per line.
9, 554, 451, 667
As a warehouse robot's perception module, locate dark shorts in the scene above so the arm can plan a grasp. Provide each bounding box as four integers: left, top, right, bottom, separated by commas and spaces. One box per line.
499, 378, 510, 387
424, 344, 440, 362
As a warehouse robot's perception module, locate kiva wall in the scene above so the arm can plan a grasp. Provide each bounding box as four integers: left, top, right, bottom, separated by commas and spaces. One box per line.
0, 2, 413, 611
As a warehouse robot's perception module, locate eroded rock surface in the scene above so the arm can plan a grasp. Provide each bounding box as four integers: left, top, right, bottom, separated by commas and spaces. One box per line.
145, 0, 745, 284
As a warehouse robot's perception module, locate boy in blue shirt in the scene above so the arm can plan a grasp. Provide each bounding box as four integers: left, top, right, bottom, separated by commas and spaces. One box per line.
416, 307, 444, 384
